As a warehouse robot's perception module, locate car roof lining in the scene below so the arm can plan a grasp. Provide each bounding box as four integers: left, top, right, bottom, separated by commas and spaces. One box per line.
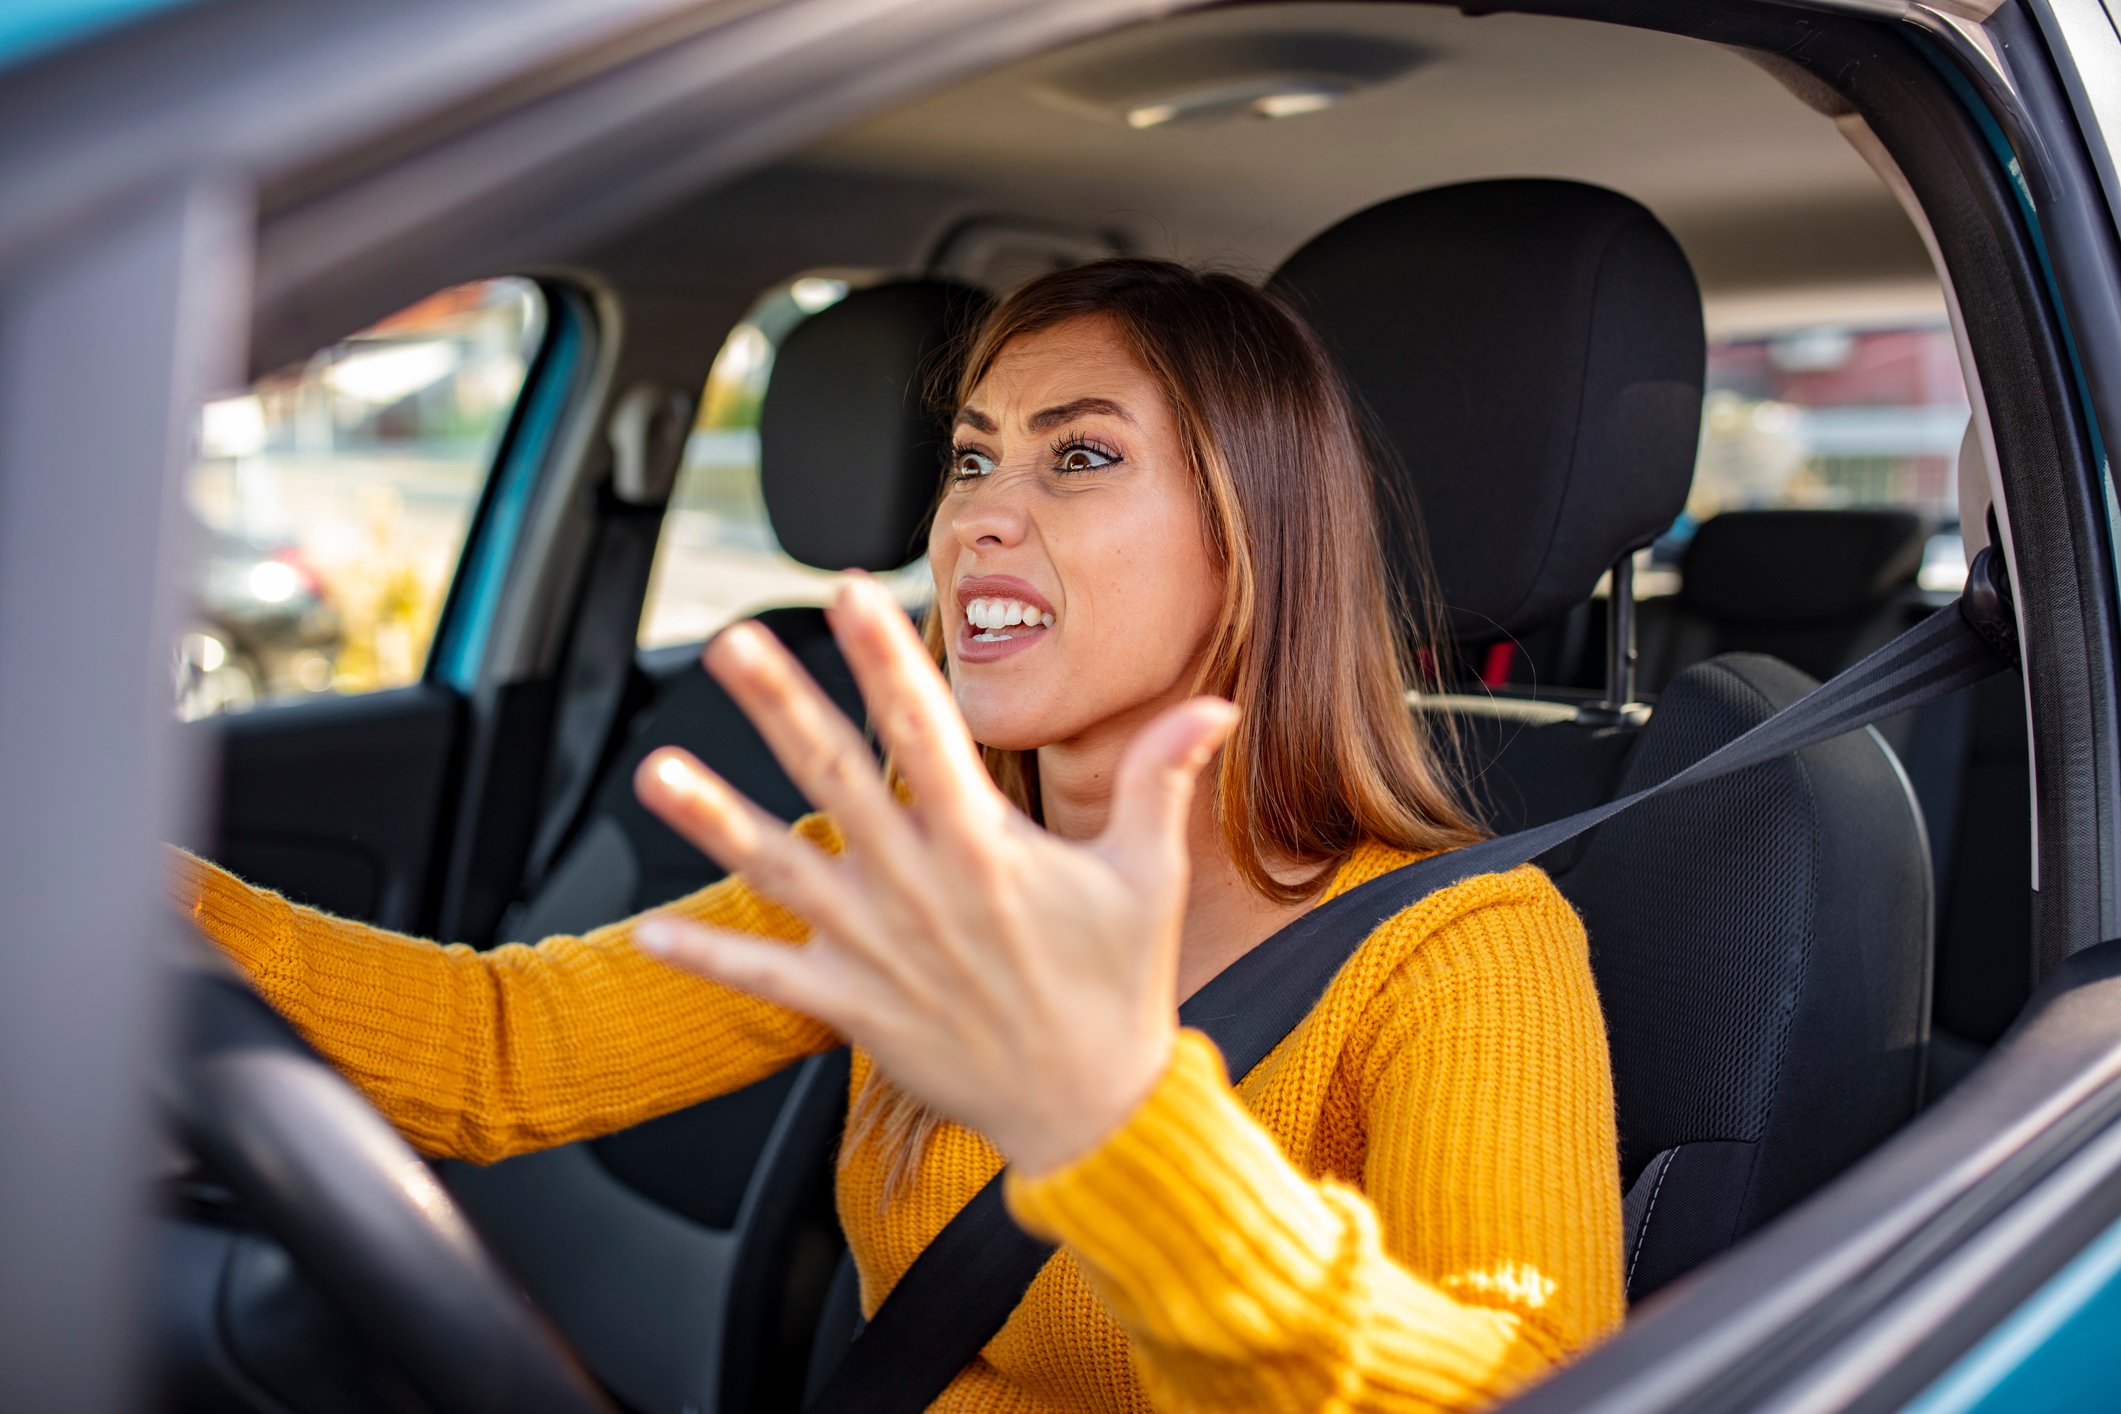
580, 3, 1944, 339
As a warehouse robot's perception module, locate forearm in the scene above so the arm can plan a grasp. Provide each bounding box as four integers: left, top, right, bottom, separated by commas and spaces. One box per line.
1005, 1032, 1558, 1412
168, 844, 837, 1163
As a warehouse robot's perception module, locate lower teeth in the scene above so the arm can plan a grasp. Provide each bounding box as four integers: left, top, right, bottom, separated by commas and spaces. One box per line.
973, 631, 1012, 642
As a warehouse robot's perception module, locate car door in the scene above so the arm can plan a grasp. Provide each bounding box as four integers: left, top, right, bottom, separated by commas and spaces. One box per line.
178, 278, 585, 939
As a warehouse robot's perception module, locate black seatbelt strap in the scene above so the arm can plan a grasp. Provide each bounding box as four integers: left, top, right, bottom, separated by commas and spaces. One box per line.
517, 385, 693, 905
520, 490, 663, 893
807, 551, 2020, 1414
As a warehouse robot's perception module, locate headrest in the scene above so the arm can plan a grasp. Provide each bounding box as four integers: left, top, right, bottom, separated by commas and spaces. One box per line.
1681, 509, 1928, 624
1270, 180, 1705, 642
760, 279, 989, 571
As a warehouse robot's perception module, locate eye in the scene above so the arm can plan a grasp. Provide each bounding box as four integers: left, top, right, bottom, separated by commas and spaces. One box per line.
1051, 434, 1121, 474
949, 445, 997, 481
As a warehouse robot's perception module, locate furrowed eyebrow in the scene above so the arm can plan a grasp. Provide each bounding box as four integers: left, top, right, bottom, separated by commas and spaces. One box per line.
1027, 397, 1133, 433
951, 396, 1134, 436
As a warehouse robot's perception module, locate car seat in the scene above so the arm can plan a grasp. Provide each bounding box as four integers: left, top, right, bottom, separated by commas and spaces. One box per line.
443, 278, 985, 1414
1635, 509, 1930, 691
1631, 506, 2032, 1095
1272, 180, 1933, 1301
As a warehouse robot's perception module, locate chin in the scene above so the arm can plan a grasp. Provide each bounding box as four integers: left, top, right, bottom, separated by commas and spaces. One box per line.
953, 682, 1065, 755
960, 712, 1056, 755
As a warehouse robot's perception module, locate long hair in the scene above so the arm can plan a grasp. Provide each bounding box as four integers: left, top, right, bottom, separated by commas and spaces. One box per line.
852, 257, 1485, 1195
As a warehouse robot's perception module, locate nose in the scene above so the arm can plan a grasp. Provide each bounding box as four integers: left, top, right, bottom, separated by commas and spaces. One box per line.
944, 475, 1032, 552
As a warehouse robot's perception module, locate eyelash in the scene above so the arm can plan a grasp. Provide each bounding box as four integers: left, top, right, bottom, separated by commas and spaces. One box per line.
945, 432, 1124, 482
945, 446, 992, 483
1050, 431, 1121, 472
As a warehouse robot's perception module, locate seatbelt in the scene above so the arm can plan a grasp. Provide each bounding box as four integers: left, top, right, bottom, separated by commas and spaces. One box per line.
518, 385, 692, 903
805, 551, 2021, 1414
518, 490, 663, 894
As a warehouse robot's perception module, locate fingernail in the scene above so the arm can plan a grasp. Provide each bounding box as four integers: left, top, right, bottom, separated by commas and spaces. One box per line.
637, 920, 677, 956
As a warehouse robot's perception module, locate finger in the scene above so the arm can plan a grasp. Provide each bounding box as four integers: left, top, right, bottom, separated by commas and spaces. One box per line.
634, 747, 878, 946
827, 574, 1002, 832
1100, 698, 1240, 888
702, 619, 920, 866
635, 917, 856, 1028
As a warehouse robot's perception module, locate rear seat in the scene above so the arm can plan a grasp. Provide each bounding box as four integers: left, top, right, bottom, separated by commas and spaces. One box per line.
1635, 509, 1928, 692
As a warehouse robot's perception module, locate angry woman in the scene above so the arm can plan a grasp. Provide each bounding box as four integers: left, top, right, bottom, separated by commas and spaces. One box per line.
175, 258, 1622, 1411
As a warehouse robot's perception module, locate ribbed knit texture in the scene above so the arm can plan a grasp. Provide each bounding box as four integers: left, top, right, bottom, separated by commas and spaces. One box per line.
174, 823, 1620, 1411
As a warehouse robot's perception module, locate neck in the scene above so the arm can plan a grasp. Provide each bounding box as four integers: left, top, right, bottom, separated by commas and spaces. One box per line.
1035, 731, 1322, 1002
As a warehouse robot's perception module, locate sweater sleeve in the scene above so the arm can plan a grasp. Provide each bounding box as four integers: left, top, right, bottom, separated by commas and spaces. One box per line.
166, 815, 845, 1164
1004, 875, 1623, 1412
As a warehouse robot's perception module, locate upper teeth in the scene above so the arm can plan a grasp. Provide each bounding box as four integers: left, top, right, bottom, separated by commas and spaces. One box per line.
965, 598, 1054, 631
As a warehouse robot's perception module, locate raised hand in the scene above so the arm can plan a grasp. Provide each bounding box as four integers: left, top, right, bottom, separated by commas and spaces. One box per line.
632, 575, 1236, 1175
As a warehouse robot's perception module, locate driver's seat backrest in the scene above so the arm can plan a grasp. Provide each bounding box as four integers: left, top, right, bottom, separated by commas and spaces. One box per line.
517, 278, 988, 934
1273, 180, 1932, 1302
446, 279, 984, 1414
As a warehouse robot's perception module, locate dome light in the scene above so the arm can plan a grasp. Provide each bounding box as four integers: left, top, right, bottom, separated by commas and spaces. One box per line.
1036, 32, 1423, 131
1251, 87, 1342, 119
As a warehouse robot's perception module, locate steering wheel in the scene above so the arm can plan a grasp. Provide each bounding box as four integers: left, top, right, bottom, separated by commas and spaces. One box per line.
167, 963, 613, 1414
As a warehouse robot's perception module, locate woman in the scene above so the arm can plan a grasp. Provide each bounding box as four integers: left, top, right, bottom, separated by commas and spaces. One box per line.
174, 258, 1623, 1410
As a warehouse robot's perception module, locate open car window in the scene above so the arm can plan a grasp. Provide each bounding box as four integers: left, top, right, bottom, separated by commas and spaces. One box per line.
1659, 321, 1971, 592
636, 273, 928, 651
176, 278, 544, 718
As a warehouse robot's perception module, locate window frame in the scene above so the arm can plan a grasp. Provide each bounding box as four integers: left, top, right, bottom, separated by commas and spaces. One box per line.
426, 279, 590, 692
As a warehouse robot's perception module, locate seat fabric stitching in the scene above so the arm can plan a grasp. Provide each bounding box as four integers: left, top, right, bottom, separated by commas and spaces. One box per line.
1625, 1146, 1680, 1298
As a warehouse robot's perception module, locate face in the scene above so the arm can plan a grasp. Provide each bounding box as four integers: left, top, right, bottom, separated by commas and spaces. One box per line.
930, 314, 1224, 754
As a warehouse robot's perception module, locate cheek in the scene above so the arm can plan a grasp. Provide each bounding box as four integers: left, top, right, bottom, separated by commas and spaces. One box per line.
927, 516, 958, 578
1167, 520, 1225, 641
1058, 493, 1221, 676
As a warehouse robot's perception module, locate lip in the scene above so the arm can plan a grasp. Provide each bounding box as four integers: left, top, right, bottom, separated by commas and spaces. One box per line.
953, 574, 1057, 665
955, 575, 1055, 619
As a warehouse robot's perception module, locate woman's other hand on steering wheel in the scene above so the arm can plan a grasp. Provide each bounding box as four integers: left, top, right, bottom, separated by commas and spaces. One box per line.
632, 575, 1236, 1176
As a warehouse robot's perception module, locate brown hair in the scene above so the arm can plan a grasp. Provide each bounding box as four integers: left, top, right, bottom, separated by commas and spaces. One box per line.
854, 257, 1485, 1193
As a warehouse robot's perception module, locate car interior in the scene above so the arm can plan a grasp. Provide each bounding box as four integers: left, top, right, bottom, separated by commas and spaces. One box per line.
157, 3, 2066, 1411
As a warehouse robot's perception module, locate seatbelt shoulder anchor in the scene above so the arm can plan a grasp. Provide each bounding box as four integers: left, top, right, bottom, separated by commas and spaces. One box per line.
1959, 546, 2020, 670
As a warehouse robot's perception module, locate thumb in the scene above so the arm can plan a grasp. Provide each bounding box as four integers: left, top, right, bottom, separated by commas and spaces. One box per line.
1101, 697, 1241, 887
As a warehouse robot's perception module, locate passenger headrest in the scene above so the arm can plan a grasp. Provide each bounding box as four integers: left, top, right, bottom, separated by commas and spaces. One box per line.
1270, 180, 1705, 642
760, 279, 989, 571
1681, 509, 1928, 624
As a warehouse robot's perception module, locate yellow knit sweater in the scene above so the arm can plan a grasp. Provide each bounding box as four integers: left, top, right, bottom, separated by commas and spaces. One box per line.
172, 817, 1622, 1411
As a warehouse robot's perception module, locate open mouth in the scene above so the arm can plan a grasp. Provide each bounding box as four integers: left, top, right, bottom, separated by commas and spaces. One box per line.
963, 596, 1056, 643
953, 578, 1058, 663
